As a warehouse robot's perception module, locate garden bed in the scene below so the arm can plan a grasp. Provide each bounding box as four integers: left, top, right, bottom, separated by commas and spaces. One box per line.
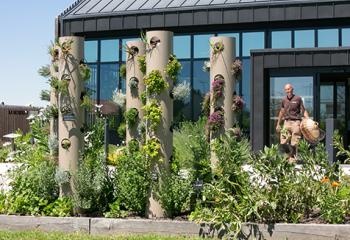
0, 215, 350, 240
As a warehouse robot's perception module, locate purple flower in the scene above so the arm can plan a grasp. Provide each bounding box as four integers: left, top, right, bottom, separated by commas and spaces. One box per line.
207, 110, 224, 132
232, 95, 244, 112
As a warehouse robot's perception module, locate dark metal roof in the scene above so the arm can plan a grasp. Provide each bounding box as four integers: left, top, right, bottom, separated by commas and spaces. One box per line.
61, 0, 342, 19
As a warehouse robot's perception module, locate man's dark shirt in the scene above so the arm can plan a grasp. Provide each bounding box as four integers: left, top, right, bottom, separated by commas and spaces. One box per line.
281, 94, 305, 120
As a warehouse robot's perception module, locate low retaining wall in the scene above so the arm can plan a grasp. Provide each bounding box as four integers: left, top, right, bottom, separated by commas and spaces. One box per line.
0, 215, 350, 239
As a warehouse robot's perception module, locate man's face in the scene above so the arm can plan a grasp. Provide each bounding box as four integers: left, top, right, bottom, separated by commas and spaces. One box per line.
284, 85, 293, 96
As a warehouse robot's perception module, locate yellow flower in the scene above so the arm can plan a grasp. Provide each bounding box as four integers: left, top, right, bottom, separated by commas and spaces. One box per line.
331, 181, 340, 187
321, 177, 330, 183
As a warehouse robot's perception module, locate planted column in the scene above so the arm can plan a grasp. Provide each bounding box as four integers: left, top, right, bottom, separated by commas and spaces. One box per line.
144, 31, 173, 218
209, 36, 235, 167
57, 36, 85, 196
125, 41, 146, 144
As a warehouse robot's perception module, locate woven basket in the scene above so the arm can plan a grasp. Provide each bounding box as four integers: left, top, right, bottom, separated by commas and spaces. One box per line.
300, 118, 325, 144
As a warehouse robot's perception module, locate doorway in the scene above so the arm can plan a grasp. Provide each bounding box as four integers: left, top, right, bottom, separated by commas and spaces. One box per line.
319, 73, 350, 146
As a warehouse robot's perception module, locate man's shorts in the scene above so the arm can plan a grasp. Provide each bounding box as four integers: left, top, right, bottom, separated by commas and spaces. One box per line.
280, 120, 301, 146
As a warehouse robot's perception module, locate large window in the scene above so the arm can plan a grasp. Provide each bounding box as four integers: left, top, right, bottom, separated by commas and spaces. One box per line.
294, 30, 315, 48
193, 60, 210, 119
100, 64, 119, 102
84, 41, 98, 63
194, 34, 213, 58
174, 61, 192, 122
271, 31, 292, 49
342, 28, 350, 46
242, 32, 264, 57
101, 39, 119, 62
318, 29, 339, 47
269, 76, 313, 144
174, 35, 191, 59
219, 33, 240, 57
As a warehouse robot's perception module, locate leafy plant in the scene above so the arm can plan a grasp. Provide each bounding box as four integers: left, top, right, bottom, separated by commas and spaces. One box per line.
144, 70, 168, 96
140, 91, 147, 105
137, 55, 146, 75
143, 137, 161, 160
38, 65, 51, 78
143, 100, 162, 131
125, 108, 139, 127
80, 95, 93, 110
210, 40, 224, 55
165, 55, 182, 82
48, 41, 59, 62
79, 63, 91, 81
120, 64, 127, 80
117, 123, 126, 140
112, 89, 126, 110
40, 90, 50, 102
43, 197, 73, 217
333, 130, 350, 163
172, 82, 191, 103
57, 39, 74, 56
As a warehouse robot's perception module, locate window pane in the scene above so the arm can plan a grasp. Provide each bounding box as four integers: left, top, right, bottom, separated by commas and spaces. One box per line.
193, 60, 210, 119
294, 30, 315, 48
318, 29, 339, 47
242, 32, 264, 57
86, 64, 98, 101
174, 35, 191, 59
269, 76, 313, 144
342, 28, 350, 46
122, 38, 139, 61
100, 64, 119, 113
241, 58, 250, 132
272, 31, 292, 49
194, 34, 213, 58
219, 33, 240, 57
174, 61, 191, 122
101, 39, 119, 62
84, 41, 98, 63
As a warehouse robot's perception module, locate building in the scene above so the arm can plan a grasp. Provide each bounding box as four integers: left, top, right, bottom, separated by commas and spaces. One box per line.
58, 0, 350, 151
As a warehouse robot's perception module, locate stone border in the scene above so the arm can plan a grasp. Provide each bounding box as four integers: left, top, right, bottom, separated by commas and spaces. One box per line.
0, 215, 350, 239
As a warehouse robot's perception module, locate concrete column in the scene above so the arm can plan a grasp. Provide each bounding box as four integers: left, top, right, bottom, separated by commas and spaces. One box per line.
58, 36, 84, 196
145, 30, 173, 218
209, 36, 235, 166
126, 41, 146, 143
49, 57, 59, 156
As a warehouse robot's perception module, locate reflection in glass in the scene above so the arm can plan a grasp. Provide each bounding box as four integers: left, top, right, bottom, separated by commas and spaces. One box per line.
174, 61, 191, 122
342, 28, 350, 46
294, 30, 315, 48
194, 34, 213, 58
101, 39, 119, 62
100, 64, 119, 113
174, 36, 191, 59
86, 64, 98, 101
269, 76, 313, 144
193, 60, 210, 119
271, 31, 292, 48
318, 29, 339, 47
84, 41, 98, 63
242, 32, 264, 57
241, 58, 250, 132
219, 33, 240, 57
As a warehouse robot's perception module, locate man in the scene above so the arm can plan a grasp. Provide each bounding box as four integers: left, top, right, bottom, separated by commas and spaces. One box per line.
276, 83, 309, 162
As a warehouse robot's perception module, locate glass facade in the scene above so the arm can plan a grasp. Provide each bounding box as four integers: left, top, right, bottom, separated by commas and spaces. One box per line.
294, 30, 315, 48
272, 31, 292, 49
318, 29, 339, 47
342, 28, 350, 46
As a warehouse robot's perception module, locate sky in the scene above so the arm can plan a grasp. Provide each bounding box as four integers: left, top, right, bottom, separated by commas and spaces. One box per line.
0, 0, 76, 107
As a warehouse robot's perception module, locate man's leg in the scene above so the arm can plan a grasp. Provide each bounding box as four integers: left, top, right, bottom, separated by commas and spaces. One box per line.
290, 120, 302, 162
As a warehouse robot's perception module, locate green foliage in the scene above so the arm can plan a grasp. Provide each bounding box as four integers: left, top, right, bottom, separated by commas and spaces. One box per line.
104, 199, 128, 218
43, 197, 73, 217
50, 77, 69, 96
40, 90, 50, 102
143, 137, 161, 160
79, 63, 91, 81
333, 130, 350, 163
44, 104, 58, 119
0, 146, 10, 162
80, 95, 93, 110
124, 108, 139, 127
117, 123, 126, 140
140, 91, 147, 105
144, 70, 168, 96
143, 100, 162, 131
137, 55, 146, 75
111, 149, 151, 216
165, 55, 182, 82
120, 64, 127, 80
210, 40, 224, 55
38, 65, 51, 78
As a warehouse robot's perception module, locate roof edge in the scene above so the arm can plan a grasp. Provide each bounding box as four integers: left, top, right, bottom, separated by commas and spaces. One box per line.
60, 0, 88, 17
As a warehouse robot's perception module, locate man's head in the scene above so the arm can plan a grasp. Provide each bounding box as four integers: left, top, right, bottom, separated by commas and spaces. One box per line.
284, 83, 294, 97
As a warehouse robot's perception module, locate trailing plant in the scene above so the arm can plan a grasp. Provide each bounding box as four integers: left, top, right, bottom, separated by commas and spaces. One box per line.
40, 90, 50, 102
172, 82, 191, 103
38, 65, 51, 78
143, 100, 162, 131
211, 75, 225, 103
140, 91, 147, 105
112, 89, 126, 110
79, 63, 91, 81
137, 55, 146, 74
143, 137, 161, 160
210, 40, 224, 55
232, 95, 244, 112
207, 109, 224, 132
119, 64, 126, 80
165, 54, 182, 82
125, 108, 139, 127
231, 59, 242, 78
129, 77, 139, 89
144, 70, 168, 96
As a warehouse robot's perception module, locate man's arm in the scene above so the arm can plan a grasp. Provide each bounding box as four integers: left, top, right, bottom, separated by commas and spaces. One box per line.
300, 99, 309, 118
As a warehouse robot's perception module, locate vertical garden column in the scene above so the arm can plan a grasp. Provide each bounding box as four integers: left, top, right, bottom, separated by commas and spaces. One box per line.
209, 36, 235, 167
126, 41, 145, 144
49, 46, 59, 156
145, 30, 173, 218
58, 36, 84, 196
